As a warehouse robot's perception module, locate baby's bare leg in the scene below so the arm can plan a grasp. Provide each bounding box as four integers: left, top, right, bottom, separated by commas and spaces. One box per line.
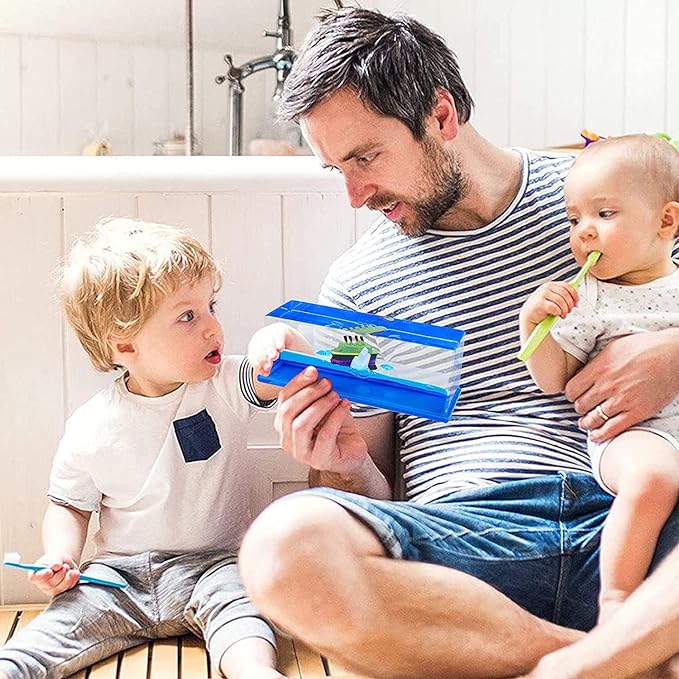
598, 430, 679, 622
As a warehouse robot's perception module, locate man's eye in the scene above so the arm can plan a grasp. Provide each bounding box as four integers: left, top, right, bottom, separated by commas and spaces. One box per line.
599, 210, 614, 218
179, 310, 194, 322
209, 301, 217, 314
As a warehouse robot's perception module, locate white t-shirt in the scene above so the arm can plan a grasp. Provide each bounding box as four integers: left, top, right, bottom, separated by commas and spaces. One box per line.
552, 267, 679, 432
48, 356, 273, 557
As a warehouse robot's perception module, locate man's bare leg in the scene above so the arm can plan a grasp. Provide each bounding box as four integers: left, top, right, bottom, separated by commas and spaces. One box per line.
514, 538, 679, 679
240, 496, 582, 679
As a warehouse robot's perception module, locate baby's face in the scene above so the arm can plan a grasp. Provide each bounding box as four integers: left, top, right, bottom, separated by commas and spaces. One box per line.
564, 154, 672, 285
121, 274, 224, 397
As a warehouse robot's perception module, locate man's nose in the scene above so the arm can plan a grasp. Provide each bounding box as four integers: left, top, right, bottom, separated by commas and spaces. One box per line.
344, 175, 376, 209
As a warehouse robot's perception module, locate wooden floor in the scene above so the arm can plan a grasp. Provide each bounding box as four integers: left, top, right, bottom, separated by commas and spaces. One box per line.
0, 605, 368, 678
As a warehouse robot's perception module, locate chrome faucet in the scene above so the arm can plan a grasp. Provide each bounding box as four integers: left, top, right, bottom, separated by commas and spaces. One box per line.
215, 0, 295, 155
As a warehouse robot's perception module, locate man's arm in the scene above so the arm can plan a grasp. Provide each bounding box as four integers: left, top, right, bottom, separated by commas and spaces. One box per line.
565, 328, 679, 441
518, 542, 679, 679
275, 367, 394, 500
310, 411, 395, 497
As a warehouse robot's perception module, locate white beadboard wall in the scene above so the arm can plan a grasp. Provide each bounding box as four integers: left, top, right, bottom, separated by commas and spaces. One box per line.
0, 34, 270, 156
1, 0, 678, 157
0, 156, 374, 604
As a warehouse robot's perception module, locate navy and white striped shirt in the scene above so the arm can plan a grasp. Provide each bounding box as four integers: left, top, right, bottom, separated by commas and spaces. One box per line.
321, 149, 600, 503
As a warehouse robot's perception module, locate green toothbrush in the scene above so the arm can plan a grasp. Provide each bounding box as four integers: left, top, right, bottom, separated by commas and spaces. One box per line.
517, 251, 601, 362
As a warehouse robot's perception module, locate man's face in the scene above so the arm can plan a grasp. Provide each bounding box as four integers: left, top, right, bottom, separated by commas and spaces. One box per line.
300, 89, 467, 236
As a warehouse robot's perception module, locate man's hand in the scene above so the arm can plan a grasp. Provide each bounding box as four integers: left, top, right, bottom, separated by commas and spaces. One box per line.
28, 553, 80, 597
565, 329, 679, 442
274, 366, 369, 476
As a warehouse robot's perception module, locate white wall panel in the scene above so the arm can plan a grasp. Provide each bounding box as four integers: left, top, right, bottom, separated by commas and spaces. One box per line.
168, 46, 189, 144
200, 48, 229, 156
668, 1, 679, 134
97, 43, 134, 155
21, 37, 60, 154
132, 46, 169, 154
282, 194, 354, 301
136, 193, 209, 245
0, 195, 64, 604
60, 41, 98, 154
5, 2, 679, 156
509, 0, 547, 149
625, 0, 666, 133
0, 35, 22, 154
584, 0, 625, 136
472, 0, 511, 146
435, 0, 477, 97
545, 1, 585, 146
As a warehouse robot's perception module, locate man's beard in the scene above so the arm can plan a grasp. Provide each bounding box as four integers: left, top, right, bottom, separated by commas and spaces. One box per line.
368, 137, 469, 237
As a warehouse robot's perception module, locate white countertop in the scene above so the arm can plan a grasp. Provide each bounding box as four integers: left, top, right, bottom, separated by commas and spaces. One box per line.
0, 155, 345, 193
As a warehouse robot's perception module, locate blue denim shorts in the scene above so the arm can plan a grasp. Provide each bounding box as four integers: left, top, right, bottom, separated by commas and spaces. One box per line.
300, 472, 679, 631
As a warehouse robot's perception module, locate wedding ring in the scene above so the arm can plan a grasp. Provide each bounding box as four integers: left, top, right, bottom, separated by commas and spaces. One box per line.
595, 404, 610, 422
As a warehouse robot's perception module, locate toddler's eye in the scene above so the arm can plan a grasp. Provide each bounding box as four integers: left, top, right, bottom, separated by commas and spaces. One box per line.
567, 216, 579, 228
179, 310, 194, 322
599, 210, 614, 218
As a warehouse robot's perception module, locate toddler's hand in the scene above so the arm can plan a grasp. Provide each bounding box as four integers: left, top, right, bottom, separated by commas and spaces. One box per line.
248, 323, 310, 378
520, 281, 579, 326
28, 553, 81, 598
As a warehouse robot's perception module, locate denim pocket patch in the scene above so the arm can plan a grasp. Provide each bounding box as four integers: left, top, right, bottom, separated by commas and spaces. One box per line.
173, 409, 221, 463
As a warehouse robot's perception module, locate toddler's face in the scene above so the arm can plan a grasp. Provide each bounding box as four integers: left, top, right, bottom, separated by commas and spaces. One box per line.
564, 154, 670, 285
121, 274, 224, 397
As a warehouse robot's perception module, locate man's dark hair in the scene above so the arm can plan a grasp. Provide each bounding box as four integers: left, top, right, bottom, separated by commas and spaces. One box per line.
279, 7, 474, 139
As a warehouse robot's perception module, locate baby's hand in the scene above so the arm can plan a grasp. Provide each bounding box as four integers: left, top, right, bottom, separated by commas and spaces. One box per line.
520, 281, 579, 326
28, 553, 80, 597
248, 322, 310, 378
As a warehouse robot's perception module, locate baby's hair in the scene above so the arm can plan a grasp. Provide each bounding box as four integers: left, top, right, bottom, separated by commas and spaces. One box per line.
574, 133, 679, 206
58, 217, 222, 372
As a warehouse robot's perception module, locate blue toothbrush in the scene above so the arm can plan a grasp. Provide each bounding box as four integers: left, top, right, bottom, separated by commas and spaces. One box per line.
3, 553, 127, 589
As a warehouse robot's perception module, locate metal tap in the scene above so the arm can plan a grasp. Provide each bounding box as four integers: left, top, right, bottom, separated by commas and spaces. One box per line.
215, 0, 295, 155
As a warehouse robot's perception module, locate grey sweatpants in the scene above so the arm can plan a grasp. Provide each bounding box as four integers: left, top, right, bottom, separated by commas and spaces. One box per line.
0, 551, 275, 679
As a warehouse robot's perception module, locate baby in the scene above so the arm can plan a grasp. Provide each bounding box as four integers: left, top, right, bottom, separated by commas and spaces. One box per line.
519, 134, 679, 621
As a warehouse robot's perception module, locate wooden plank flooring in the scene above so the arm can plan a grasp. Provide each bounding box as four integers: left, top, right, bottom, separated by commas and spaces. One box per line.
0, 605, 368, 678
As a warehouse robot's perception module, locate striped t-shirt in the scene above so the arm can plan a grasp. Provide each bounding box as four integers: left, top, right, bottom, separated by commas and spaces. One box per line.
320, 149, 593, 504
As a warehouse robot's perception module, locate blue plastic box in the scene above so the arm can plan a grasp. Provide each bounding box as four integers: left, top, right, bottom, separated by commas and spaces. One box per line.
258, 300, 464, 421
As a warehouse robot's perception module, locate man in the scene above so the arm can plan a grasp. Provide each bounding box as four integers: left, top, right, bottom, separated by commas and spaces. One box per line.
240, 8, 679, 679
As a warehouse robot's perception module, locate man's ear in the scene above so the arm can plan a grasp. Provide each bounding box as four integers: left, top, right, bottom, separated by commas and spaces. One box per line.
430, 88, 460, 142
658, 201, 679, 240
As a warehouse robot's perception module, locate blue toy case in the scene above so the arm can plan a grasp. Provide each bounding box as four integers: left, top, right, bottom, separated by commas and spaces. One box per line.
257, 300, 464, 421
